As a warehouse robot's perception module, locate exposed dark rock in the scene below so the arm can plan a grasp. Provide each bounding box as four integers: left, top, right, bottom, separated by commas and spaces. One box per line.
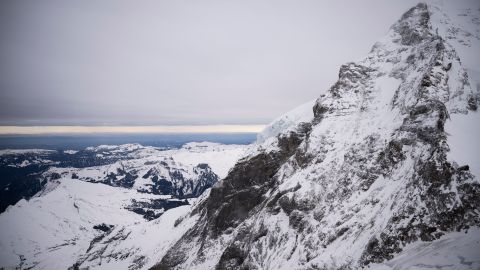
196, 163, 210, 169
215, 224, 268, 270
206, 129, 309, 235
93, 223, 114, 233
406, 54, 416, 65
313, 103, 329, 120
361, 146, 480, 266
313, 209, 325, 222
216, 244, 247, 270
336, 227, 349, 238
289, 210, 307, 232
151, 178, 173, 195
444, 62, 452, 71
329, 63, 375, 98
142, 168, 155, 179
278, 195, 296, 215
420, 74, 432, 87
378, 140, 406, 174
468, 96, 478, 111
50, 172, 61, 180
0, 164, 47, 213
125, 199, 189, 221
409, 104, 430, 116
265, 184, 302, 213
393, 3, 431, 46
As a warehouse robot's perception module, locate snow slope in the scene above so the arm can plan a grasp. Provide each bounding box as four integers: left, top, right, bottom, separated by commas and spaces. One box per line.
429, 2, 480, 181
369, 228, 480, 270
0, 178, 196, 269
166, 142, 246, 179
0, 149, 56, 156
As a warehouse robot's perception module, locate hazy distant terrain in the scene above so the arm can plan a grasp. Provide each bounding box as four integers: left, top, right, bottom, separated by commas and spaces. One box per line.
0, 133, 256, 150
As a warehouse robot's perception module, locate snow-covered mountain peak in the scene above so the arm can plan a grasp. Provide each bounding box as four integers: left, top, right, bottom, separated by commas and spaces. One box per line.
258, 2, 479, 149
153, 3, 480, 269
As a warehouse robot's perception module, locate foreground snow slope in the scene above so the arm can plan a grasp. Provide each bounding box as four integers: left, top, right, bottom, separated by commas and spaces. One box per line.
153, 3, 480, 269
0, 178, 197, 269
369, 228, 480, 270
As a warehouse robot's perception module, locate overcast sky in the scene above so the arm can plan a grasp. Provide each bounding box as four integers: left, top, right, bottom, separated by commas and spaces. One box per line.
0, 0, 425, 127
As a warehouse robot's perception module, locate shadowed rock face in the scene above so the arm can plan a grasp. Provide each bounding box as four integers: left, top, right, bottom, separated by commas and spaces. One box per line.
206, 152, 281, 235
125, 198, 189, 221
205, 125, 313, 236
153, 127, 311, 269
152, 3, 480, 269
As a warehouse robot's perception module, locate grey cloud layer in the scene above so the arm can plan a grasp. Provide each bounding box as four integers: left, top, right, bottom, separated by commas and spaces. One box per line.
1, 0, 428, 125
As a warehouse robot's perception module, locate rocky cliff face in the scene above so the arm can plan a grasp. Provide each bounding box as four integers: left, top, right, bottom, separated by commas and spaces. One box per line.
153, 3, 480, 269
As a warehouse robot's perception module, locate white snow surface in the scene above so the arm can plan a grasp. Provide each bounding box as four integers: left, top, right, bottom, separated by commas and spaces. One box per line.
0, 178, 197, 270
430, 2, 480, 181
445, 111, 480, 178
368, 228, 480, 270
168, 142, 247, 178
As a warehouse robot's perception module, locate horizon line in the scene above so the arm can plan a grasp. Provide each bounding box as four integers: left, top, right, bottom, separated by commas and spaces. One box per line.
0, 125, 265, 135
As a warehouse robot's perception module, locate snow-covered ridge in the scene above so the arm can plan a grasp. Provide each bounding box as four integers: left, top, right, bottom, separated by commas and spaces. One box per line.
85, 143, 146, 152
256, 99, 316, 143
63, 149, 78, 154
0, 149, 55, 156
42, 142, 248, 197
